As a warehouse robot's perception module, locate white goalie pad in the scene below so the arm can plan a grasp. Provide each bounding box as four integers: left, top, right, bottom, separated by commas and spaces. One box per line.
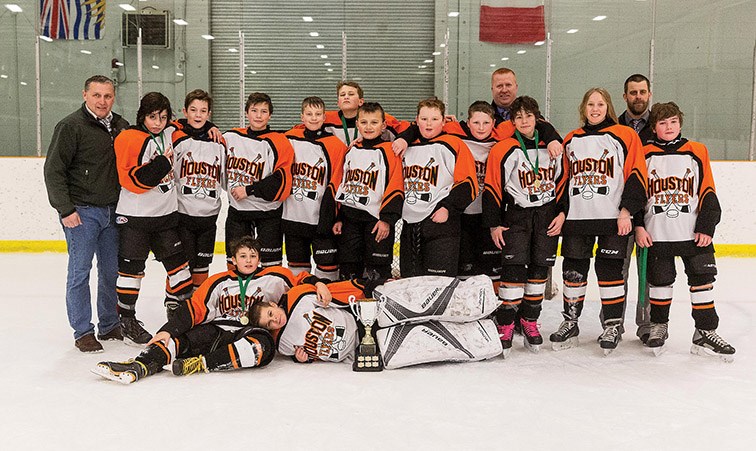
376, 319, 503, 369
374, 275, 499, 328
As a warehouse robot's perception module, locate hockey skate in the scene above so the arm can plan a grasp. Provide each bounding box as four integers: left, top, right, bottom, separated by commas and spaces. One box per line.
520, 318, 543, 353
549, 315, 579, 351
598, 320, 622, 355
645, 322, 669, 357
91, 360, 147, 385
120, 316, 152, 347
497, 323, 515, 359
172, 355, 208, 376
691, 328, 735, 363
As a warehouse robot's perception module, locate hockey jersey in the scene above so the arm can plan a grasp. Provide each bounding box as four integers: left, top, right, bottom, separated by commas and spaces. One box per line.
482, 135, 565, 226
402, 133, 478, 224
275, 279, 367, 362
172, 123, 226, 217
283, 128, 346, 230
159, 266, 314, 338
443, 121, 498, 215
334, 138, 404, 222
641, 137, 720, 255
223, 127, 293, 213
321, 110, 410, 145
561, 119, 647, 235
115, 125, 177, 218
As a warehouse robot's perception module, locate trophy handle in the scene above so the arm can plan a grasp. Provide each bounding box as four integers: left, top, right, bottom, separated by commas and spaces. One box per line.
348, 294, 360, 318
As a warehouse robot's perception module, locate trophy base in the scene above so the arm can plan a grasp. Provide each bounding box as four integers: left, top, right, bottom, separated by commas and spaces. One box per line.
352, 344, 383, 372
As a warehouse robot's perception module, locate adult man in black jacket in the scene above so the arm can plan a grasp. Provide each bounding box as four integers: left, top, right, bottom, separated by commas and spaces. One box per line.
44, 75, 129, 353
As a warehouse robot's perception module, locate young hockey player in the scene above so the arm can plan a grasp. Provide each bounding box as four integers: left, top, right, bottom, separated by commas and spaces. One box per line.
321, 81, 410, 146
114, 92, 193, 345
172, 89, 226, 289
332, 102, 404, 280
251, 275, 502, 367
92, 236, 329, 384
483, 96, 566, 356
634, 102, 735, 361
400, 97, 478, 277
284, 96, 348, 281
548, 88, 647, 354
223, 92, 294, 269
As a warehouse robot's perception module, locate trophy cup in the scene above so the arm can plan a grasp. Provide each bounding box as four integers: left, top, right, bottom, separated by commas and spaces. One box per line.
348, 295, 383, 372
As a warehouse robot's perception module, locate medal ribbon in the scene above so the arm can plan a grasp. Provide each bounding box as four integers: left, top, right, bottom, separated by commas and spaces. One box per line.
149, 131, 166, 155
340, 115, 359, 146
515, 129, 540, 181
237, 275, 252, 317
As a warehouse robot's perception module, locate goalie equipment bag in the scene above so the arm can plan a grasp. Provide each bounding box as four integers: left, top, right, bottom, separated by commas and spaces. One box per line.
376, 319, 503, 369
374, 275, 499, 328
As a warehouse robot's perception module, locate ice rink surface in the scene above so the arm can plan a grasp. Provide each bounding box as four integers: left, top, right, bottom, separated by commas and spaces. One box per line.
1, 253, 753, 450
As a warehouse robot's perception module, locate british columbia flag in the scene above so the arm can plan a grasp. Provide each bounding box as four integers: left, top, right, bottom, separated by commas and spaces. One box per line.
40, 0, 106, 40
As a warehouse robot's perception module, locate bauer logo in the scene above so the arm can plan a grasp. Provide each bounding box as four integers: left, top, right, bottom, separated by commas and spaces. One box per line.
116, 216, 128, 224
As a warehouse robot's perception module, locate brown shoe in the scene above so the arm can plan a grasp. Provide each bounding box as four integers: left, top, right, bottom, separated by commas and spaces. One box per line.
75, 334, 104, 353
97, 326, 123, 342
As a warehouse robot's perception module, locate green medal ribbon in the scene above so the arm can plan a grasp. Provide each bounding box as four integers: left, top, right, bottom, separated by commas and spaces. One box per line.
515, 129, 540, 186
237, 275, 252, 324
340, 115, 359, 146
149, 131, 166, 155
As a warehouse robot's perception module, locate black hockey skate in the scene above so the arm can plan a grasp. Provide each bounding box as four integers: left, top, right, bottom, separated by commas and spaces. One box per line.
598, 320, 622, 355
549, 315, 579, 351
691, 328, 735, 363
172, 356, 208, 376
91, 360, 147, 385
645, 322, 669, 357
120, 316, 152, 347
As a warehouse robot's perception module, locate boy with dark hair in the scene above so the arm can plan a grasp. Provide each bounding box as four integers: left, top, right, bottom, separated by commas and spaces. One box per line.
284, 96, 348, 281
634, 102, 735, 361
114, 92, 193, 346
332, 102, 404, 280
92, 236, 329, 384
400, 97, 478, 277
223, 92, 294, 270
172, 89, 226, 289
483, 96, 566, 355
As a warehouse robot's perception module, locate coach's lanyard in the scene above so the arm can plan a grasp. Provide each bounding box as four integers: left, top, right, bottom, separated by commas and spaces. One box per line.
515, 129, 540, 189
149, 131, 166, 156
340, 115, 359, 145
237, 275, 252, 325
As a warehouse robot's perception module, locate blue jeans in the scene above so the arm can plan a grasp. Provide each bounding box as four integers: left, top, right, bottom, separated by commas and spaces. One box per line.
62, 205, 120, 339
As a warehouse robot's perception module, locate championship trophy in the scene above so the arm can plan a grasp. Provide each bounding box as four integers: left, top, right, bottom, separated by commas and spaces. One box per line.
348, 295, 384, 372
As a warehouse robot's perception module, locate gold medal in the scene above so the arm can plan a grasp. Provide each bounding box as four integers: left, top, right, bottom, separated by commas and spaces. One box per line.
240, 315, 249, 325
534, 179, 541, 190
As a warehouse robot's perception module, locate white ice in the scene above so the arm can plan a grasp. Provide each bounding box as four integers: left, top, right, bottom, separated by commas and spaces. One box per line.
1, 254, 754, 450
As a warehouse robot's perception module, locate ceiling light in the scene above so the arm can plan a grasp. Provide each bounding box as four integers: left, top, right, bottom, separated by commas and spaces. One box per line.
309, 32, 319, 37
119, 4, 136, 12
80, 50, 92, 55
5, 4, 22, 12
250, 71, 257, 74
115, 61, 124, 67
303, 16, 313, 22
324, 62, 331, 66
201, 34, 215, 40
39, 35, 53, 42
418, 65, 427, 69
316, 44, 324, 49
175, 72, 184, 77
327, 68, 333, 72
228, 48, 238, 52
534, 41, 545, 46
448, 12, 460, 17
424, 59, 433, 63
20, 81, 27, 86
517, 50, 526, 54
151, 65, 159, 69
173, 19, 188, 26
320, 54, 328, 59
432, 51, 441, 56
0, 74, 8, 79
501, 57, 509, 61
439, 43, 446, 48
593, 15, 606, 21
489, 64, 496, 67
567, 29, 579, 34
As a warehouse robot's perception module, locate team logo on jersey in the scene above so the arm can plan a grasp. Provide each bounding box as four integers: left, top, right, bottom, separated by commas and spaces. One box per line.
518, 162, 557, 203
567, 149, 614, 200
302, 310, 347, 360
180, 152, 221, 198
648, 168, 694, 218
291, 158, 326, 202
219, 286, 265, 320
404, 158, 438, 204
227, 149, 266, 189
337, 160, 378, 206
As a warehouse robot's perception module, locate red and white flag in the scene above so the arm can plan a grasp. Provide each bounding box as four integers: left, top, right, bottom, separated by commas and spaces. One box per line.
479, 0, 546, 44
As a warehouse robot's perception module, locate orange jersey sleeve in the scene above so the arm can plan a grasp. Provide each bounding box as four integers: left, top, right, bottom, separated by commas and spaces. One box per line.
378, 142, 405, 214
261, 131, 295, 201
114, 128, 154, 194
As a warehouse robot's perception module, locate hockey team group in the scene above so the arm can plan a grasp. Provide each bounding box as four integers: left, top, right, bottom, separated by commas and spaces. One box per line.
43, 69, 735, 385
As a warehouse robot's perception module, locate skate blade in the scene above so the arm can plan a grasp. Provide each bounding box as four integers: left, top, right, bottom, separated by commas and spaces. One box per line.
602, 347, 616, 356
644, 344, 666, 357
690, 344, 735, 363
551, 337, 578, 351
524, 339, 541, 353
90, 365, 136, 385
123, 337, 149, 348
